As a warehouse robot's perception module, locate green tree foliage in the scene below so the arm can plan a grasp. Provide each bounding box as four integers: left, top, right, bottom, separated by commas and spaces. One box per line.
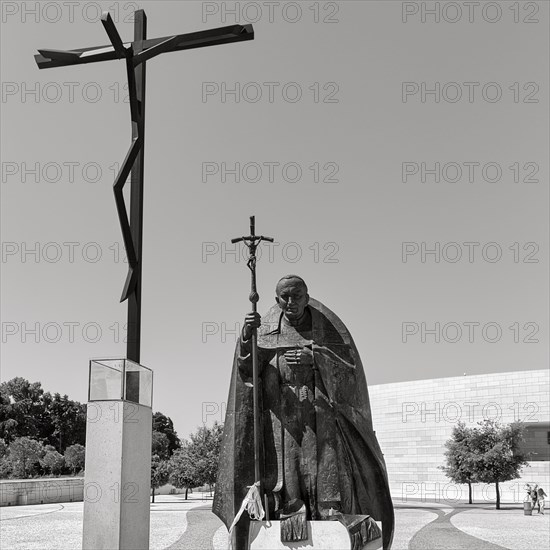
49, 393, 86, 452
441, 419, 529, 509
189, 422, 223, 489
0, 457, 12, 478
0, 439, 12, 478
64, 443, 86, 475
152, 412, 181, 455
150, 455, 171, 503
0, 378, 86, 453
149, 414, 181, 498
168, 442, 200, 499
1, 378, 183, 486
0, 378, 53, 443
152, 431, 171, 461
439, 422, 478, 503
469, 419, 529, 509
168, 422, 223, 498
9, 437, 44, 478
40, 445, 65, 476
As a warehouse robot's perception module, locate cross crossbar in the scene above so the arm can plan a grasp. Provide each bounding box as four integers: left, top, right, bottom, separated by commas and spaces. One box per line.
35, 24, 253, 69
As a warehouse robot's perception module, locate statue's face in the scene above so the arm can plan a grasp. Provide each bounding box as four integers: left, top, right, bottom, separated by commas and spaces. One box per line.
276, 279, 309, 321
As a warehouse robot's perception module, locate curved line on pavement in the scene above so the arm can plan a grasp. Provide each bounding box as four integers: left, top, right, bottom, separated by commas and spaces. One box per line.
409, 508, 508, 550
0, 504, 64, 521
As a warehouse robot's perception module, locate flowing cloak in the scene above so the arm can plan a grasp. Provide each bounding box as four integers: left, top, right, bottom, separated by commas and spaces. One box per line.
213, 298, 394, 549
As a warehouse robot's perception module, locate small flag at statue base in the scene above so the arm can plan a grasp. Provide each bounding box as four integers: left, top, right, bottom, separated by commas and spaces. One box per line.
228, 482, 265, 549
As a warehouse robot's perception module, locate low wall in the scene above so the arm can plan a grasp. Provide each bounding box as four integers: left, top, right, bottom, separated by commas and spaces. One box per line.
154, 483, 186, 495
0, 477, 84, 506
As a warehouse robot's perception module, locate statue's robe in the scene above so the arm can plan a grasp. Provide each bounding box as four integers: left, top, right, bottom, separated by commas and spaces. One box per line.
213, 298, 394, 549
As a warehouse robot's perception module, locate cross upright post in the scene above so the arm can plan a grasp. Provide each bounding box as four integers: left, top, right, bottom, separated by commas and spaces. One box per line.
128, 10, 146, 363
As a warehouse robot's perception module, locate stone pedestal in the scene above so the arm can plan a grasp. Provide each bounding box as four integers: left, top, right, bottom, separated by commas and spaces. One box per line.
248, 520, 383, 550
82, 359, 153, 550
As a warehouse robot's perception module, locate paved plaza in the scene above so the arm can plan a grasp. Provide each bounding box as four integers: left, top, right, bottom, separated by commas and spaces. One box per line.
1, 494, 548, 549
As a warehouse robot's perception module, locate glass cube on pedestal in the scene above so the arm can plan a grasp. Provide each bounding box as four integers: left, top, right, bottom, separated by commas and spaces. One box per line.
88, 358, 153, 407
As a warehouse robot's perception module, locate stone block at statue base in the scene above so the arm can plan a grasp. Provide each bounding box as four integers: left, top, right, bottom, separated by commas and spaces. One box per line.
248, 519, 383, 550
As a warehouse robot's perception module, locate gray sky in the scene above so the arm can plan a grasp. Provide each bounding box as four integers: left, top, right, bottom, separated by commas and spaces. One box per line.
1, 0, 548, 440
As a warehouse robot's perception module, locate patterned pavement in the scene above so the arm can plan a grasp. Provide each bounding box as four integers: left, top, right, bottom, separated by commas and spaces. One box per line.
1, 495, 548, 549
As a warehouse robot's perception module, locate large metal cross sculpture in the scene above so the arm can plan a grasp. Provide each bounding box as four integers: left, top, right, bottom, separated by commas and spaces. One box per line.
35, 11, 254, 363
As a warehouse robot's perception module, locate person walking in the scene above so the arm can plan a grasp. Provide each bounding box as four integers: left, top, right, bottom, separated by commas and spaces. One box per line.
537, 487, 546, 514
530, 485, 539, 510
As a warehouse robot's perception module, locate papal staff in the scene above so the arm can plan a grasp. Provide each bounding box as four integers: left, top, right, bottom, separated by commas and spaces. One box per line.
229, 216, 273, 528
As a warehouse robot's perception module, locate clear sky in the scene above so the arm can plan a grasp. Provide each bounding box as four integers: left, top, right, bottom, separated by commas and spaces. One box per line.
1, 0, 548, 440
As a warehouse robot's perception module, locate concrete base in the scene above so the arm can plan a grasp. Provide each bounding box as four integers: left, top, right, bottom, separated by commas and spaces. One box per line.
248, 520, 383, 550
82, 400, 152, 550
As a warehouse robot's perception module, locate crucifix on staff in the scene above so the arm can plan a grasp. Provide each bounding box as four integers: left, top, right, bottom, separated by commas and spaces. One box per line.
227, 216, 274, 531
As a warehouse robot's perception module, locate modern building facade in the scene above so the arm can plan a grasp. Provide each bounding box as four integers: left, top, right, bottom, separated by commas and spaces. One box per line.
369, 369, 550, 504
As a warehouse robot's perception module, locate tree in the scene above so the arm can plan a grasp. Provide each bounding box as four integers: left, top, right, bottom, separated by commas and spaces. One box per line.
0, 378, 87, 453
152, 412, 181, 455
168, 442, 202, 499
151, 454, 171, 503
0, 378, 53, 443
0, 439, 12, 479
9, 437, 44, 478
0, 390, 18, 444
152, 431, 171, 461
64, 443, 85, 475
440, 422, 478, 504
469, 419, 529, 509
167, 423, 223, 498
189, 422, 223, 491
0, 456, 12, 479
0, 439, 8, 458
40, 445, 65, 476
48, 393, 86, 452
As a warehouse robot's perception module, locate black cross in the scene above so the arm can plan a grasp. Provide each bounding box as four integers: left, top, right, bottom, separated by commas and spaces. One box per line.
35, 11, 254, 363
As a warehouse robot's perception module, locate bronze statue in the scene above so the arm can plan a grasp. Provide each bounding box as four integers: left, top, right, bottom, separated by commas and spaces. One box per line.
214, 274, 394, 549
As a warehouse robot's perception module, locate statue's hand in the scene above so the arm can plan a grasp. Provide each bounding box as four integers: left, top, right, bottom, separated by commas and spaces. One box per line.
284, 346, 313, 366
242, 311, 261, 341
